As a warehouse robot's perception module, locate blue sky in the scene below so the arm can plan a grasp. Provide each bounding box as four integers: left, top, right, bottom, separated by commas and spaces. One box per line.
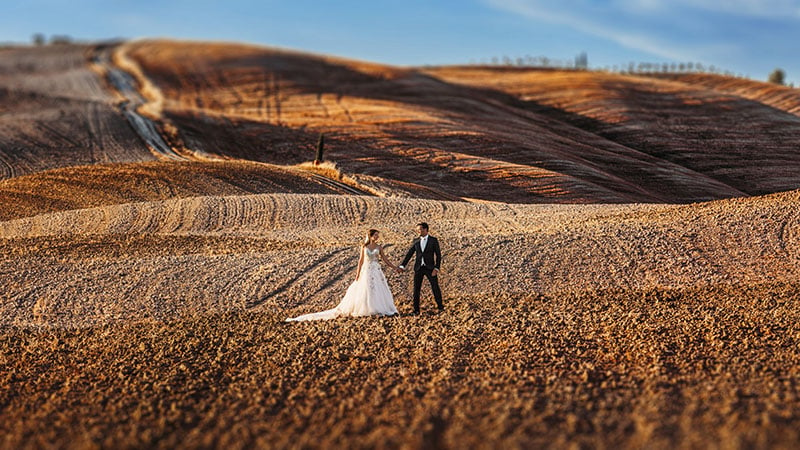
3, 0, 799, 84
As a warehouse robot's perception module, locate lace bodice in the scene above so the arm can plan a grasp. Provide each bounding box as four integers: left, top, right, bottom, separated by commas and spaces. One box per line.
364, 247, 381, 262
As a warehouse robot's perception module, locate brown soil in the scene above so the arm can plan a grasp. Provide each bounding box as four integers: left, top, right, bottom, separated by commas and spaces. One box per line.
2, 40, 800, 449
2, 190, 800, 448
3, 190, 800, 328
0, 161, 356, 220
427, 67, 800, 198
649, 72, 800, 116
0, 44, 154, 179
2, 283, 798, 449
126, 40, 800, 204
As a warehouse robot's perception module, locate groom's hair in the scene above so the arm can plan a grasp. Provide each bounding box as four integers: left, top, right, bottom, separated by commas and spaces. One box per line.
417, 222, 429, 230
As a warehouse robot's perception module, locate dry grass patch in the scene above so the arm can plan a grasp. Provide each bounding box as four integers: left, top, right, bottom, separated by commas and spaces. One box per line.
294, 161, 383, 196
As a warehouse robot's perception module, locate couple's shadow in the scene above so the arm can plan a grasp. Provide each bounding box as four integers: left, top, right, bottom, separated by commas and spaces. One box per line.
254, 243, 432, 312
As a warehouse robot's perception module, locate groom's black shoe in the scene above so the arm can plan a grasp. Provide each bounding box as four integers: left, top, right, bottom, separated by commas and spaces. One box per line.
412, 310, 420, 316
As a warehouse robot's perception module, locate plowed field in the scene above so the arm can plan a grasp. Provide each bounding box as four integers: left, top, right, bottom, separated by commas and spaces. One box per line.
2, 40, 800, 449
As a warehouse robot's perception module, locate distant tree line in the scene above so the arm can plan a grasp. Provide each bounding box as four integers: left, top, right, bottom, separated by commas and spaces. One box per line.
470, 53, 590, 70
31, 33, 74, 45
474, 54, 734, 76
608, 61, 730, 75
469, 53, 794, 87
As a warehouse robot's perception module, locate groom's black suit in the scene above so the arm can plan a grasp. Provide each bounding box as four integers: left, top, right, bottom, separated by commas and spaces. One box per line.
401, 235, 443, 313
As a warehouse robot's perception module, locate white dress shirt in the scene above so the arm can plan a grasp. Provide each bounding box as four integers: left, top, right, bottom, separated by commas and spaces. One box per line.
400, 235, 432, 270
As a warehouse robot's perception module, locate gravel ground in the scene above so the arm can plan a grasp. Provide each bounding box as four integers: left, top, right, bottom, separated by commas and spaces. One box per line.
2, 191, 800, 448
2, 191, 800, 329
1, 284, 798, 448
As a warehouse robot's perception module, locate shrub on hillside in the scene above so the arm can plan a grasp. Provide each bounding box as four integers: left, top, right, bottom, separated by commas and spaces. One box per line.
769, 68, 786, 85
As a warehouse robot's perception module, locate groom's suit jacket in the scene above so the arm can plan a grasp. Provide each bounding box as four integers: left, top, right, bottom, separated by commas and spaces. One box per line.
401, 236, 441, 272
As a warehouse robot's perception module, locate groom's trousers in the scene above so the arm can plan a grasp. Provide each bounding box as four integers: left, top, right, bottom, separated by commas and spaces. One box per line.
413, 267, 443, 312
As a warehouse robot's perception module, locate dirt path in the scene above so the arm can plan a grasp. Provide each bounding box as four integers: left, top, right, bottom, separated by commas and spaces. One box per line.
92, 47, 186, 161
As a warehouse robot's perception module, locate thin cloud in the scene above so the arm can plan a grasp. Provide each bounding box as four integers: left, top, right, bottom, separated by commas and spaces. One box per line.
631, 0, 800, 18
484, 0, 799, 63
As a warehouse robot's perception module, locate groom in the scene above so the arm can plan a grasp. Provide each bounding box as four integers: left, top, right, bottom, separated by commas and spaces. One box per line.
398, 222, 444, 314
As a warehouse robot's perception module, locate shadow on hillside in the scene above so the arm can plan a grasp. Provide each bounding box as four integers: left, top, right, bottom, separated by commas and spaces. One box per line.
166, 110, 567, 203
588, 78, 800, 197
166, 111, 317, 164
176, 52, 800, 202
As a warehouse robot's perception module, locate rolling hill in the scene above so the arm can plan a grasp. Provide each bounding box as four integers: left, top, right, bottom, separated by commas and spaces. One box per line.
2, 39, 800, 449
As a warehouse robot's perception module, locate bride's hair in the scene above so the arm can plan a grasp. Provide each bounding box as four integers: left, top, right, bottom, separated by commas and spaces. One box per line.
363, 229, 379, 246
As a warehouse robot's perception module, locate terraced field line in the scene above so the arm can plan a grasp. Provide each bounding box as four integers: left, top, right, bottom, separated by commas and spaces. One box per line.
93, 48, 186, 161
0, 151, 16, 179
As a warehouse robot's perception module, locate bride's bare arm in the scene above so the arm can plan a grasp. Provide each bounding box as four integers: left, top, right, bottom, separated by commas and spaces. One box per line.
356, 246, 364, 281
379, 245, 397, 270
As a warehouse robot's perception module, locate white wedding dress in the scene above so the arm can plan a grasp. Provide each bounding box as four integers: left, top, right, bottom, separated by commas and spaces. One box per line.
286, 247, 398, 321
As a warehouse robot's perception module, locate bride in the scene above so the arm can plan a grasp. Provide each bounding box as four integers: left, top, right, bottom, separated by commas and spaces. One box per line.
286, 229, 399, 321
